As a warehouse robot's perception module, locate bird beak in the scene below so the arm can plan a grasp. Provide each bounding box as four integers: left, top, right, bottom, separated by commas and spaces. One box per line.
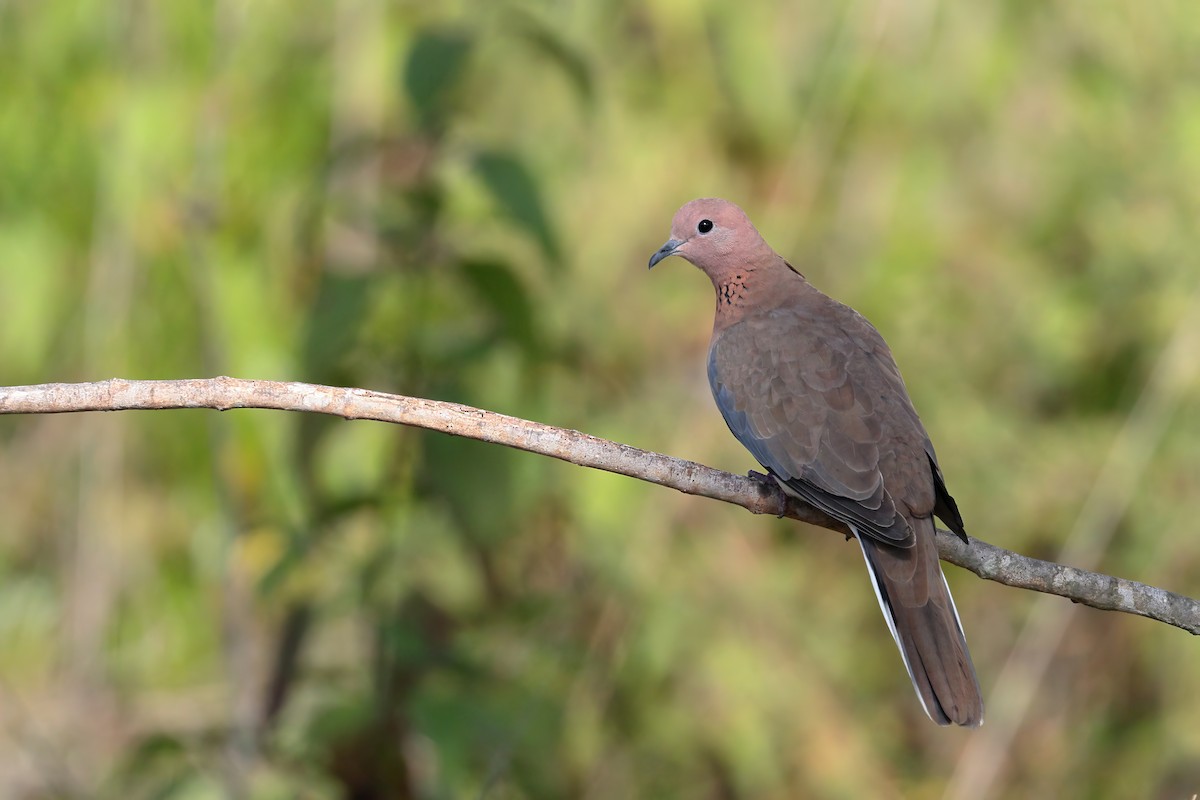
648, 238, 683, 269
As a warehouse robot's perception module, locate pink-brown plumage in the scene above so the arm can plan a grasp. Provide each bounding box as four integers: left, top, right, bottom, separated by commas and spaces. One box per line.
650, 198, 983, 727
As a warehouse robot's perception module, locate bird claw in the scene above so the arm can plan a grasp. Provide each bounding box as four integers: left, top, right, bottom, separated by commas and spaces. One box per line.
746, 470, 788, 518
746, 469, 773, 485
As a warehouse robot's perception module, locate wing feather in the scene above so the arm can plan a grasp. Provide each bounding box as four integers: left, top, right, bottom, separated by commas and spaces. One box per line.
708, 304, 938, 546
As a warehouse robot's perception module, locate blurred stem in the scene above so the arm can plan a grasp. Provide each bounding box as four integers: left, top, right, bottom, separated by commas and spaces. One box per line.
183, 2, 258, 795
63, 3, 144, 782
260, 603, 312, 729
3, 377, 1199, 637
323, 0, 386, 275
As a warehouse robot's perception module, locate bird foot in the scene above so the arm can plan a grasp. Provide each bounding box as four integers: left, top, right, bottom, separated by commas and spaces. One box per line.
747, 469, 773, 484
746, 470, 788, 519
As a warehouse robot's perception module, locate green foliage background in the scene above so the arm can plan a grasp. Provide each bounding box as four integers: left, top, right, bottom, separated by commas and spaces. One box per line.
1, 1, 1199, 797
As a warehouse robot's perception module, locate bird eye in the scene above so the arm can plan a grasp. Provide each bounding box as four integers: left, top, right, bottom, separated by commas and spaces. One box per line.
697, 219, 713, 234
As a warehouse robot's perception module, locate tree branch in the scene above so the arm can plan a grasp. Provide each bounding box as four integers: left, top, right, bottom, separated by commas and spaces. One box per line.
2, 377, 1197, 635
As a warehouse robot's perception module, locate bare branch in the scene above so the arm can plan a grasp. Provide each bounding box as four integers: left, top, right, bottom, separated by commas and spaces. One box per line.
2, 377, 1197, 635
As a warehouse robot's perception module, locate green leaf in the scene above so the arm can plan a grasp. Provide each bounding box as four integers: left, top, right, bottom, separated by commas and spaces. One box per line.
508, 10, 595, 110
472, 150, 562, 267
458, 259, 537, 350
403, 29, 473, 132
302, 273, 370, 378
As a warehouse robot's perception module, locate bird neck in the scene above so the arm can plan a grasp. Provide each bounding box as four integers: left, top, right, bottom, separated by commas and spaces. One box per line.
710, 256, 807, 330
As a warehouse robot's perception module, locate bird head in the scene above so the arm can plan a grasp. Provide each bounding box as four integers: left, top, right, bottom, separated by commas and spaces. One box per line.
647, 198, 771, 276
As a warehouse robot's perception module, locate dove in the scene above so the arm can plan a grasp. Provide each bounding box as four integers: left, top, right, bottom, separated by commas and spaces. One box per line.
650, 198, 983, 726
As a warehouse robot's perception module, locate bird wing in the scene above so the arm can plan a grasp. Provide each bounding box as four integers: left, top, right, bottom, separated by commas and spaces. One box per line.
708, 302, 937, 546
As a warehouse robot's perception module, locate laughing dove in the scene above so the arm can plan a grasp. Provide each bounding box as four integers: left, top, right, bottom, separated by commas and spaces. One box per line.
650, 198, 983, 727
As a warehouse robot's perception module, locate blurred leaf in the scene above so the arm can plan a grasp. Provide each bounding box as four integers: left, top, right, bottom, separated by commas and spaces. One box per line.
403, 29, 473, 133
106, 733, 194, 799
471, 149, 563, 267
258, 524, 314, 598
458, 259, 537, 350
508, 10, 595, 110
302, 274, 370, 378
421, 434, 520, 546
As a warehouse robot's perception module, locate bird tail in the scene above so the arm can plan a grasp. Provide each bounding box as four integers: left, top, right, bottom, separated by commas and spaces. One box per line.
853, 525, 984, 727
